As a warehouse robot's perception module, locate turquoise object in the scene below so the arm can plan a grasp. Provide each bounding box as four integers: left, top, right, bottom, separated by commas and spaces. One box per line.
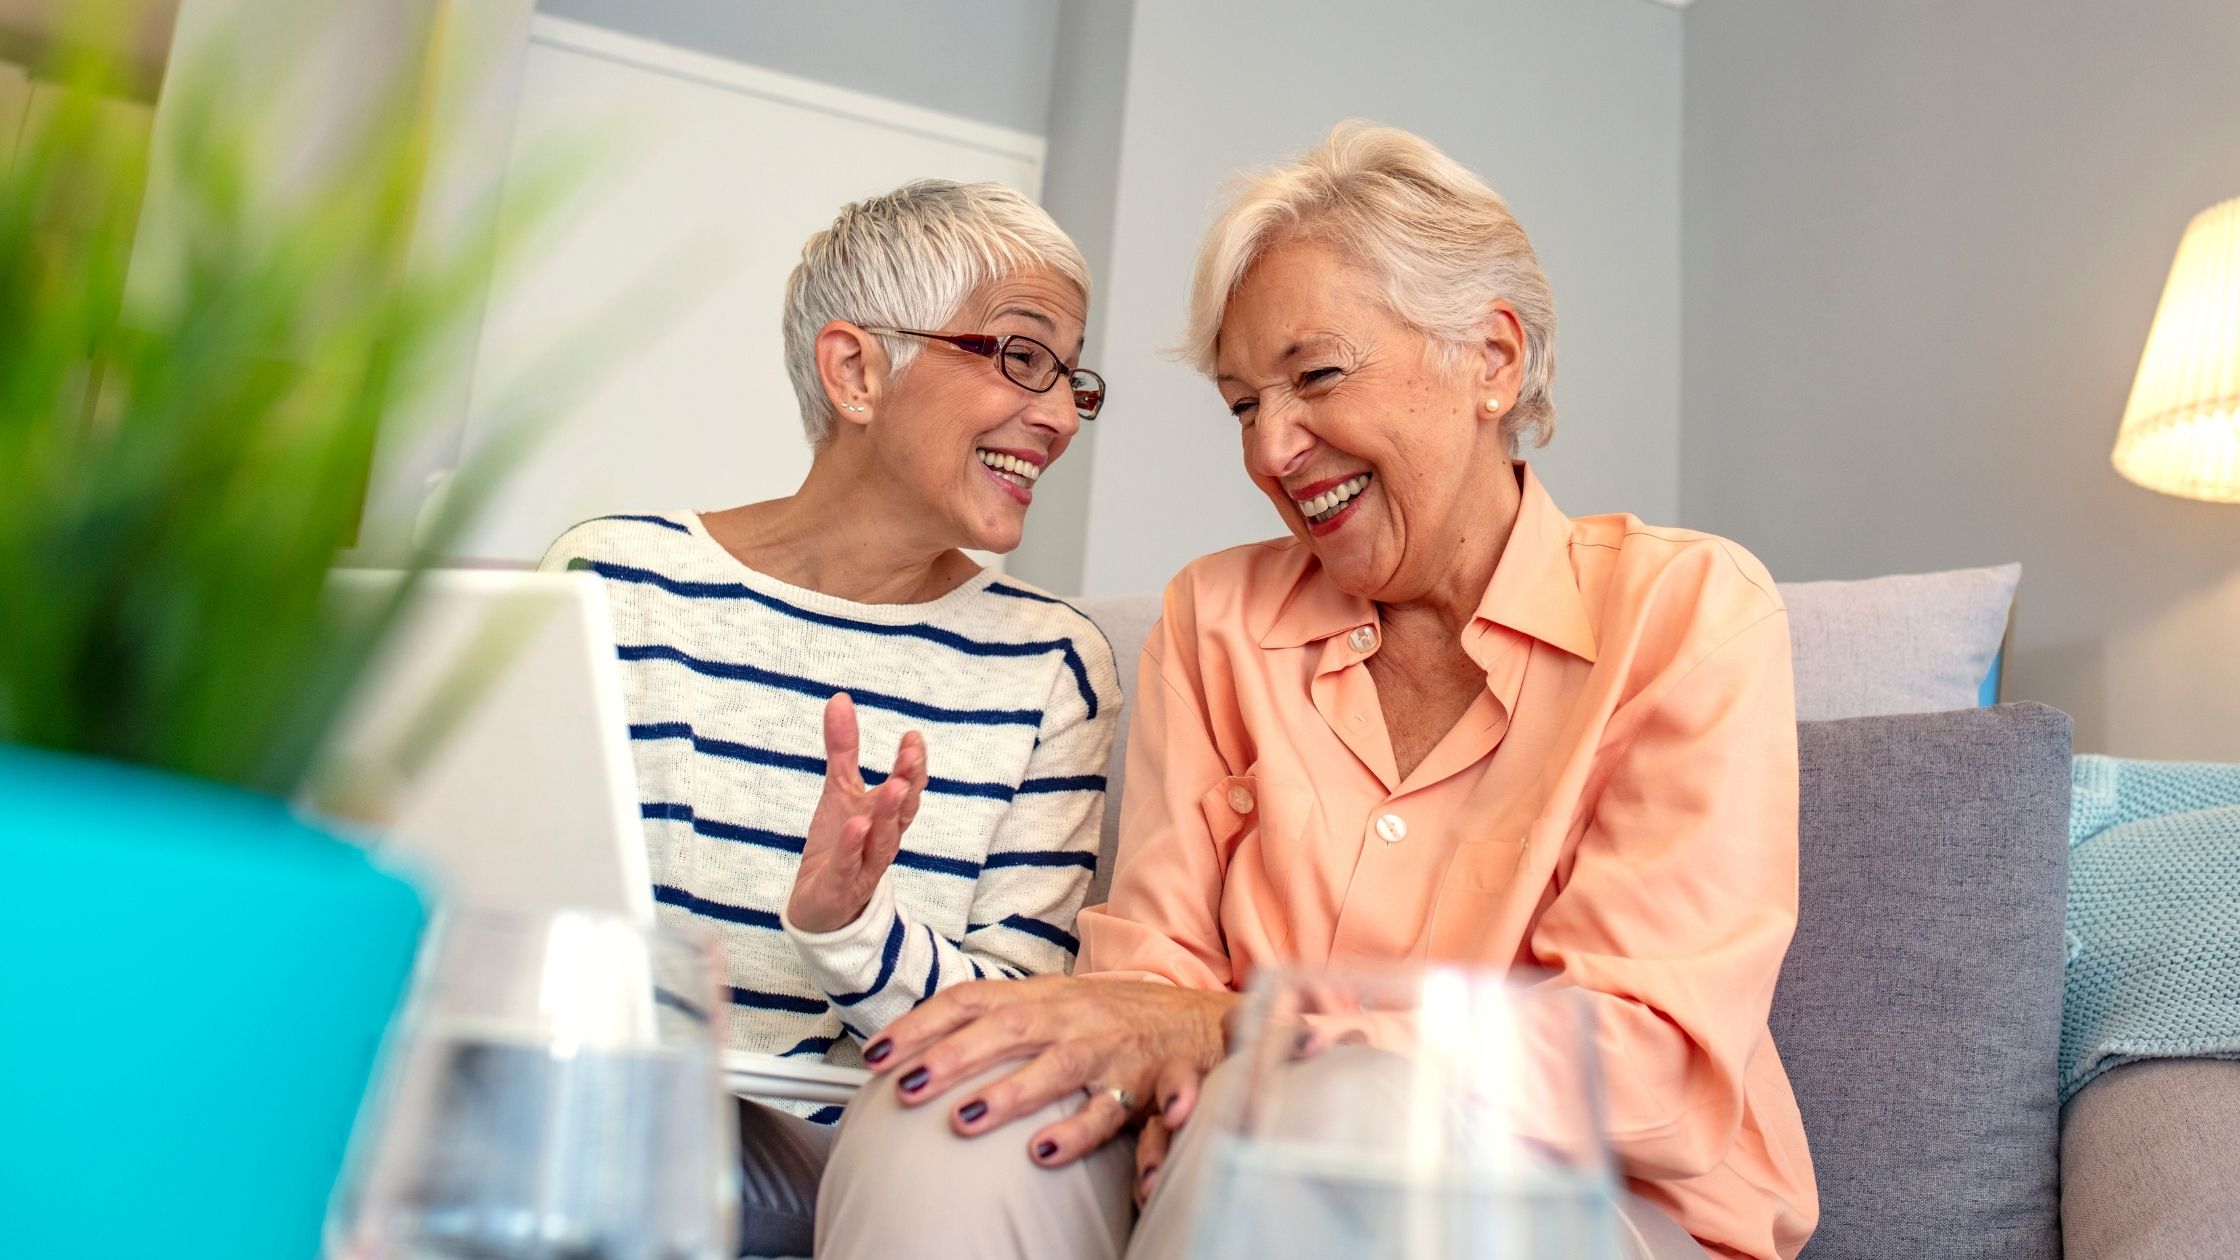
0, 744, 428, 1260
2061, 754, 2240, 1100
1977, 648, 2005, 707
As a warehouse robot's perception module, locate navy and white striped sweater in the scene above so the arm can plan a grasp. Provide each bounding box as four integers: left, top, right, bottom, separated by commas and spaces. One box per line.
539, 513, 1120, 1119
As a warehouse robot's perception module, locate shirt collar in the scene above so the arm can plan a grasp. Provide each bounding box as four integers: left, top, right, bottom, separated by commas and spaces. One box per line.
1258, 554, 1374, 651
1255, 462, 1598, 665
1471, 462, 1598, 665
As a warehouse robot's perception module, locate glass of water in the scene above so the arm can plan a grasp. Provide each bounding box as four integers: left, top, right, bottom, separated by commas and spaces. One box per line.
1190, 964, 1624, 1260
326, 909, 739, 1260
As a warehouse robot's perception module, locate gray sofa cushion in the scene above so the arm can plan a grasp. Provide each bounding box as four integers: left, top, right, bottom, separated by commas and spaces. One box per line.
1075, 594, 1160, 907
1775, 703, 2071, 1260
2060, 1058, 2240, 1260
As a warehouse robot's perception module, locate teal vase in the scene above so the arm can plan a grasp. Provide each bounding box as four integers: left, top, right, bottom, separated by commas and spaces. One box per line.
0, 744, 429, 1260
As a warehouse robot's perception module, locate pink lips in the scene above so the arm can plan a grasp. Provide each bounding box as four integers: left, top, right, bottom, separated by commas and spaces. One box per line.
1290, 470, 1372, 537
1305, 484, 1368, 536
977, 447, 1044, 506
1288, 471, 1365, 501
981, 460, 1032, 505
981, 446, 1048, 469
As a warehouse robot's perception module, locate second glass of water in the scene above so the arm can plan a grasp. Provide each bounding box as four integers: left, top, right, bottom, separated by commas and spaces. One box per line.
327, 909, 739, 1260
1192, 964, 1625, 1260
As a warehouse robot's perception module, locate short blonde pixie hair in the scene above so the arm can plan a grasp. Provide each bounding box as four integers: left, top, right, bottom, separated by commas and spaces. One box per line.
1182, 121, 1559, 449
784, 180, 1091, 444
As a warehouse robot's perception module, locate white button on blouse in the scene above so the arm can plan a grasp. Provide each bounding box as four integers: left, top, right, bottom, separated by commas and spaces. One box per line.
1227, 784, 1256, 814
1374, 812, 1408, 844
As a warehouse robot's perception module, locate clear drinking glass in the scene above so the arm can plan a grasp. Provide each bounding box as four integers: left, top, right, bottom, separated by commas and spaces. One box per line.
326, 910, 739, 1260
1190, 964, 1625, 1260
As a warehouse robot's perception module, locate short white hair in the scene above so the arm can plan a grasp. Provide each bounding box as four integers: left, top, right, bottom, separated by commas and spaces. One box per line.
783, 180, 1090, 444
1182, 121, 1559, 449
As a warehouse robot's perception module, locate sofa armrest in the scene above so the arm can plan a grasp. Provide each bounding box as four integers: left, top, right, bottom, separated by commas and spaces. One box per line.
2061, 1058, 2240, 1259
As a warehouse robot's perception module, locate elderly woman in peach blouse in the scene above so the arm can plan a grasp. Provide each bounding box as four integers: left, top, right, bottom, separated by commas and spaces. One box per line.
813, 123, 1818, 1260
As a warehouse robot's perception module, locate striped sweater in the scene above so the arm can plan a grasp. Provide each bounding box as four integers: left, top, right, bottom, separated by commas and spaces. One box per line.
539, 513, 1120, 1117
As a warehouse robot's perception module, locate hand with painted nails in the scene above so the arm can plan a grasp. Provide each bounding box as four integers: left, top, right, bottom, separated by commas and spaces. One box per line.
784, 693, 929, 934
1129, 1055, 1213, 1208
1127, 982, 1401, 1206
859, 974, 1238, 1171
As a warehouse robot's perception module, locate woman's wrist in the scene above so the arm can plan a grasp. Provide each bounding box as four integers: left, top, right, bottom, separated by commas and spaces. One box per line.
783, 873, 893, 953
1174, 986, 1241, 1074
1204, 990, 1243, 1063
784, 887, 873, 936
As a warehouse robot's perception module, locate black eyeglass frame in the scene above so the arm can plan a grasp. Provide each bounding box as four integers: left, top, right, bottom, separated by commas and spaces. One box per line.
861, 326, 1106, 421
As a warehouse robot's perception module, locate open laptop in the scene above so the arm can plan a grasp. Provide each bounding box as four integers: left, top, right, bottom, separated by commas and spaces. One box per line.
320, 568, 654, 920
319, 567, 865, 1103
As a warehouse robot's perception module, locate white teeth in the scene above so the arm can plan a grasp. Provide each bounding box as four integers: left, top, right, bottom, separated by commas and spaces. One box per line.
1294, 474, 1371, 523
977, 449, 1041, 485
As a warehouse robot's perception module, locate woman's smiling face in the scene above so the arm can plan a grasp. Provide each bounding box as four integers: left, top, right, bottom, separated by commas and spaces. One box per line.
868, 267, 1088, 555
1214, 236, 1518, 604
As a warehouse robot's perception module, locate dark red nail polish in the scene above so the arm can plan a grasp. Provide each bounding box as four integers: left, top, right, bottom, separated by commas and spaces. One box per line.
959, 1099, 988, 1124
900, 1066, 930, 1093
1035, 1140, 1058, 1160
864, 1039, 892, 1065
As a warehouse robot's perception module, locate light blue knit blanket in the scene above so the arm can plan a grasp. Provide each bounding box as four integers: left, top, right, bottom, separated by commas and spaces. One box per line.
2062, 754, 2240, 1102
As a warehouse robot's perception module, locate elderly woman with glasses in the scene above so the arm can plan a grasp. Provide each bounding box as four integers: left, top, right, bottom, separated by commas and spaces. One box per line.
815, 128, 1817, 1260
538, 179, 1115, 1257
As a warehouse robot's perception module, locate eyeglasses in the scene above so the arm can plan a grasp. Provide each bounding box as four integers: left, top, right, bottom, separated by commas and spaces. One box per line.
863, 327, 1106, 421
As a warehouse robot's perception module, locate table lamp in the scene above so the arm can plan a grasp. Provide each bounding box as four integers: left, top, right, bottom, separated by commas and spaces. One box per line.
2112, 196, 2240, 502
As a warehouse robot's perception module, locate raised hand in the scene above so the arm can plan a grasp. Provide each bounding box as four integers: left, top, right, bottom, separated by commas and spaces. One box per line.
785, 693, 928, 934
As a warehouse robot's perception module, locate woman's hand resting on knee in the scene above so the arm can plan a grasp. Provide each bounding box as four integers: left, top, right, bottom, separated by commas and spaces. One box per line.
860, 976, 1237, 1174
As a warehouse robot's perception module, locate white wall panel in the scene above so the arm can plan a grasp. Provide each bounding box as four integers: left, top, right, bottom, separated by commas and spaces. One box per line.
450, 17, 1045, 563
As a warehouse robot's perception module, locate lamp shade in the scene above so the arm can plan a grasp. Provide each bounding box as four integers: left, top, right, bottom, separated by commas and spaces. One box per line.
2113, 196, 2240, 502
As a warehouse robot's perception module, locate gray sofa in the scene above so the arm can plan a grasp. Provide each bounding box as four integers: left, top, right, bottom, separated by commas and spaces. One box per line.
1068, 595, 2224, 1259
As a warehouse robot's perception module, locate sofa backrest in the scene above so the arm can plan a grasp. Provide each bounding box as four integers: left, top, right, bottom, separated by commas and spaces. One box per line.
1073, 595, 1159, 907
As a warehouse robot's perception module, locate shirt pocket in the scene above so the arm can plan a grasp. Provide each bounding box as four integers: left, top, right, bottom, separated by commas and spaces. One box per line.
1426, 816, 1567, 957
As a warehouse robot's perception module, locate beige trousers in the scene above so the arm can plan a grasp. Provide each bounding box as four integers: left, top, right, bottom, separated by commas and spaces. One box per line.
815, 1045, 1705, 1259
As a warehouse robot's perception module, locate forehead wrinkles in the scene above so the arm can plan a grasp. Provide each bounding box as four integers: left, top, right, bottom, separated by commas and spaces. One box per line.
1217, 254, 1389, 379
957, 271, 1087, 331
1218, 325, 1372, 392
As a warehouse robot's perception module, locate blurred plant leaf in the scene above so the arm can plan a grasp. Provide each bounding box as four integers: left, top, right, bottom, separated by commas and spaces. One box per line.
0, 1, 586, 798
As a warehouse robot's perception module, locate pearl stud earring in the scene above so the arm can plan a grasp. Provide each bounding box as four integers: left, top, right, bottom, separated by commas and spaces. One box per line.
1484, 397, 1502, 413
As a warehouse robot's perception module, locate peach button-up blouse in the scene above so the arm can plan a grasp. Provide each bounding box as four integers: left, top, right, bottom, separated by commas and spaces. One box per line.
1076, 464, 1818, 1260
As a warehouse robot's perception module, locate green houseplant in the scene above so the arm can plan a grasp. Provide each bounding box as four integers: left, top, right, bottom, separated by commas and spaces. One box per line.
0, 9, 555, 1257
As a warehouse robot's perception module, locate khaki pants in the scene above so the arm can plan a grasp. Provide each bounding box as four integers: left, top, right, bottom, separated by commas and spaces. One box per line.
815, 1045, 1706, 1259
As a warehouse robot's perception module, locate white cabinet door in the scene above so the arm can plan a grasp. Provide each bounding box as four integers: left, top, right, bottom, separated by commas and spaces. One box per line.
451, 16, 1045, 564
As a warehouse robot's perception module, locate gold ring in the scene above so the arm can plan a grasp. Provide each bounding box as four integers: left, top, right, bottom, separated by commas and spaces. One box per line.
1089, 1084, 1137, 1112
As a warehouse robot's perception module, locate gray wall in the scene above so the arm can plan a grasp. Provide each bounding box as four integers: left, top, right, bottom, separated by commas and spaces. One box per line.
1003, 0, 1134, 592
534, 0, 1058, 133
1065, 0, 1684, 596
1682, 0, 2240, 758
